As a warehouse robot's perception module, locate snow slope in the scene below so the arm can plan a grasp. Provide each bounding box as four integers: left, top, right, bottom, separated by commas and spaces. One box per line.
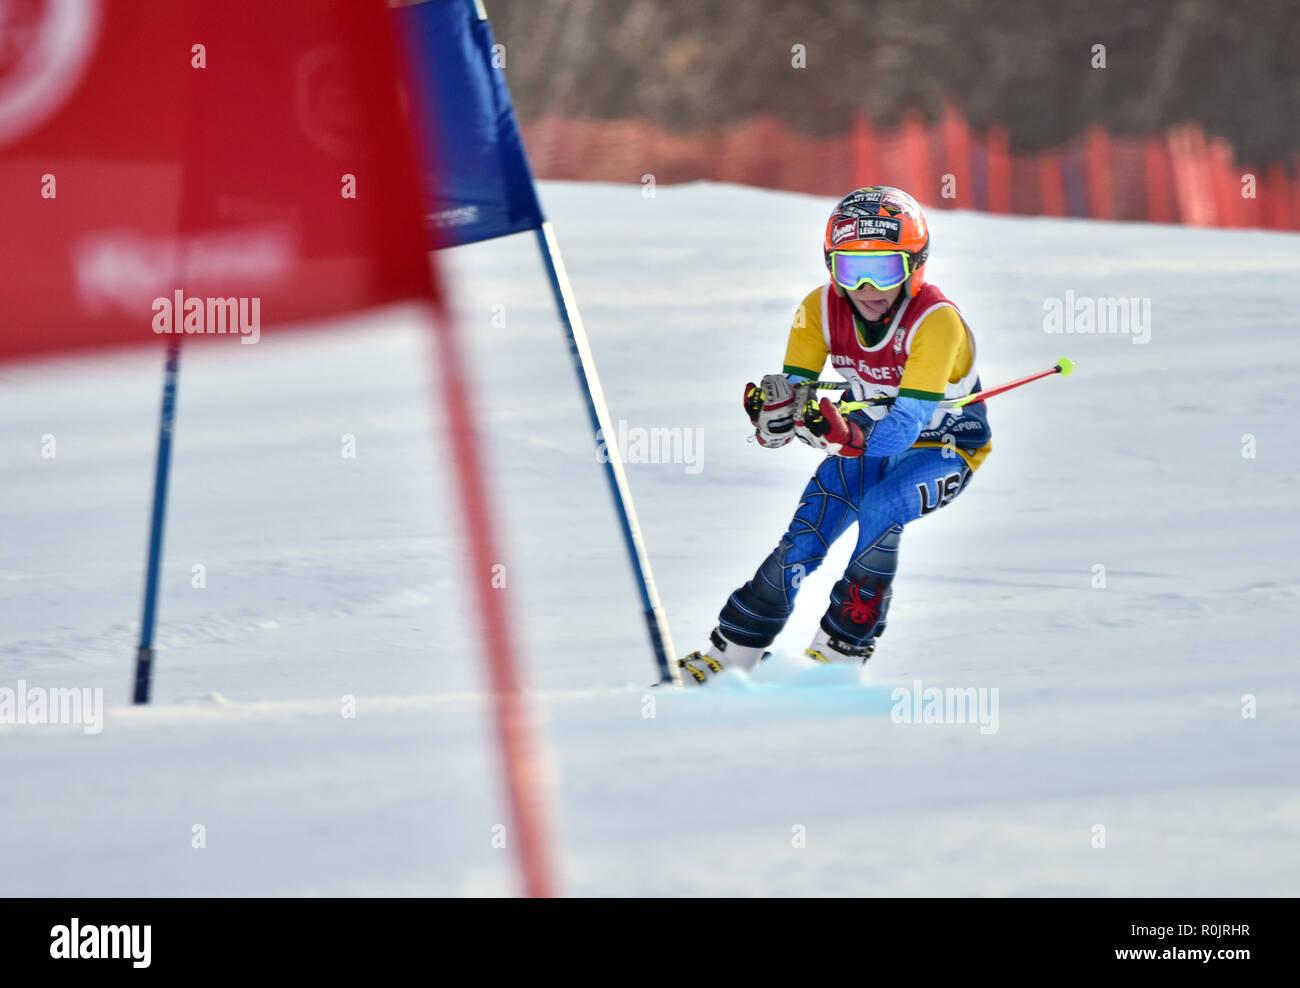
2, 181, 1298, 896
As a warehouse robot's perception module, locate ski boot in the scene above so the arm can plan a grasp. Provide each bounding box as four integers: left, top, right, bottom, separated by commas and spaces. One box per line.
677, 628, 767, 686
805, 624, 876, 665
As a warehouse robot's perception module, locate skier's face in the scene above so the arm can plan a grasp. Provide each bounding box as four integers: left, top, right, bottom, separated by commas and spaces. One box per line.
846, 282, 902, 320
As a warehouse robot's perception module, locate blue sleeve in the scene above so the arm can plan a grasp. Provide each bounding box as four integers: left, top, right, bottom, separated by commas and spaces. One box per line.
851, 395, 939, 457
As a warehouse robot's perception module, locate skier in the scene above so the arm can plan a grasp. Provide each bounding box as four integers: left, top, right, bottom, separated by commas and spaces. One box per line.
679, 186, 993, 685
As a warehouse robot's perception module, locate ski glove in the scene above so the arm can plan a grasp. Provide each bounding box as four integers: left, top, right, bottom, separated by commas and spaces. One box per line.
794, 394, 874, 458
744, 374, 810, 448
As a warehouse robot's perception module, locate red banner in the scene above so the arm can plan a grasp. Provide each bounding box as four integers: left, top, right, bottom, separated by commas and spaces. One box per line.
0, 0, 435, 362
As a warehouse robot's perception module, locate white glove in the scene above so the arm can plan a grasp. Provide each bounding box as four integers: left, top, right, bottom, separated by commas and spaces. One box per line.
745, 374, 809, 448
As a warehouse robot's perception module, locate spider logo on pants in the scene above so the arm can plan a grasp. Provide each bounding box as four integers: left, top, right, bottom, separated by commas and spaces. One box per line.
840, 581, 883, 624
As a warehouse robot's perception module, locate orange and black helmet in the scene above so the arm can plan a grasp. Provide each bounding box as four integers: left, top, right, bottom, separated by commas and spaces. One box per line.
823, 186, 930, 297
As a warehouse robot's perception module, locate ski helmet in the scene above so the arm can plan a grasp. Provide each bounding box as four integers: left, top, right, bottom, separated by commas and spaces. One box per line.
823, 186, 930, 297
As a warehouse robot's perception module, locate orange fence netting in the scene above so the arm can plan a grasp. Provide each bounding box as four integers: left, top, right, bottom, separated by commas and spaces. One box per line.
521, 109, 1300, 231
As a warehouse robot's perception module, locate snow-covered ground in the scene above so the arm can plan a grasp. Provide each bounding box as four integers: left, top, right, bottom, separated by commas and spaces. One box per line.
2, 181, 1298, 896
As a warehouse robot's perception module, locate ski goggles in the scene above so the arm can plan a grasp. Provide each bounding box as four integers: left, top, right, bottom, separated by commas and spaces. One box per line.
829, 250, 912, 292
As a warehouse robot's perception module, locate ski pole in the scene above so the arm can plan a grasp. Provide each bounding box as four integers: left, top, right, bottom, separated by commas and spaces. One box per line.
808, 357, 1074, 408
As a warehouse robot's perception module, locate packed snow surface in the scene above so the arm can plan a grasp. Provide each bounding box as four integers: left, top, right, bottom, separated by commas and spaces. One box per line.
2, 181, 1297, 895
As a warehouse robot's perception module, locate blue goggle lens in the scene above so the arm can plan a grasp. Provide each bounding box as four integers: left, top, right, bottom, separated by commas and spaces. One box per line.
830, 251, 909, 291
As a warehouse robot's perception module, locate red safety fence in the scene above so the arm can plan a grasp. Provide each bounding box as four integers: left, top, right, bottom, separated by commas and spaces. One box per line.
520, 108, 1300, 231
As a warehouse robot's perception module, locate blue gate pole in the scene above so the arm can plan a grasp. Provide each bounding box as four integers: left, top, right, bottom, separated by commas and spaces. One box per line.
133, 340, 181, 704
534, 223, 680, 685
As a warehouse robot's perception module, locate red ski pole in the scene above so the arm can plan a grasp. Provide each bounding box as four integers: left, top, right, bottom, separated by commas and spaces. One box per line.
811, 357, 1074, 408
946, 357, 1075, 408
